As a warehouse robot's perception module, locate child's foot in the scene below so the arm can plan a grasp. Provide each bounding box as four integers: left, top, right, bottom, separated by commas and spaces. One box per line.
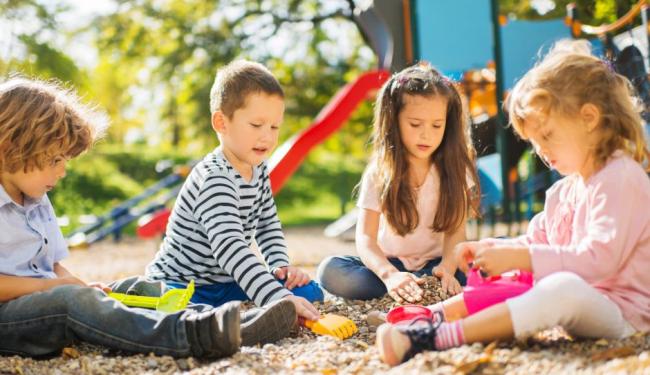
185, 300, 241, 358
376, 318, 440, 366
241, 299, 297, 346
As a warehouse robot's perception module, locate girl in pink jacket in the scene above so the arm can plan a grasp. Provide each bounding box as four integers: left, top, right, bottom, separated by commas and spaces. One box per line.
377, 39, 650, 366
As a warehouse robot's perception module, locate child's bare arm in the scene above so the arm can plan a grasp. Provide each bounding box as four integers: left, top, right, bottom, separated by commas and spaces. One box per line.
355, 208, 398, 280
356, 208, 424, 303
441, 219, 466, 271
434, 220, 466, 295
53, 262, 74, 278
0, 273, 84, 302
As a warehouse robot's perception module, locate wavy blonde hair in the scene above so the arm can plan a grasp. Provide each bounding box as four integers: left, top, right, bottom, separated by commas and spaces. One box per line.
506, 39, 649, 170
0, 77, 108, 173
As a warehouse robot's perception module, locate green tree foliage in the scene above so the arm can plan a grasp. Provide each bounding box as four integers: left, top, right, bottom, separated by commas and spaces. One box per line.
0, 0, 87, 85
500, 0, 637, 24
92, 0, 372, 149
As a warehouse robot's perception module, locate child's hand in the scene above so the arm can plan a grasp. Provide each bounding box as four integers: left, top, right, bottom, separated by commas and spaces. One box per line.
283, 295, 320, 321
87, 282, 112, 294
473, 245, 532, 276
274, 266, 311, 290
454, 241, 490, 273
433, 265, 462, 295
383, 272, 425, 303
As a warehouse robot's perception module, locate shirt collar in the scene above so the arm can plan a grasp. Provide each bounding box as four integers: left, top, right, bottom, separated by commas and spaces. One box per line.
0, 184, 13, 208
0, 184, 47, 210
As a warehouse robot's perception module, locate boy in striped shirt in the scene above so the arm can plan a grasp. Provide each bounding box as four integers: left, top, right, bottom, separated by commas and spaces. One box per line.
146, 60, 323, 331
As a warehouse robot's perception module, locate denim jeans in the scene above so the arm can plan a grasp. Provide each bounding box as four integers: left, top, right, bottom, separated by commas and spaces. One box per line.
167, 280, 324, 307
317, 255, 467, 300
0, 278, 230, 357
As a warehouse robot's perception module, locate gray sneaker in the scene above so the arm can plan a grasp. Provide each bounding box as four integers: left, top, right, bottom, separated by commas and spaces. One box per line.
241, 299, 297, 346
184, 300, 241, 358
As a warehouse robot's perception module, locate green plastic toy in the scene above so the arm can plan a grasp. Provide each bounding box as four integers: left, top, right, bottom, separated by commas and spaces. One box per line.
108, 280, 195, 313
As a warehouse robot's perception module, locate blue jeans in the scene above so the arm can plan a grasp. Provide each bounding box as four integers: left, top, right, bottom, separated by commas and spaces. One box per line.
317, 255, 467, 300
167, 280, 324, 307
0, 278, 231, 357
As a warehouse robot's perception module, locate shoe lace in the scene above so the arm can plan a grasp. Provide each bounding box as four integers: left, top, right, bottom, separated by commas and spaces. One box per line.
400, 310, 443, 361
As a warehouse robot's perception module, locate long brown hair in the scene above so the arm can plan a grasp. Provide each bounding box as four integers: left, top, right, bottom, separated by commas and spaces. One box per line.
506, 40, 649, 170
369, 63, 480, 236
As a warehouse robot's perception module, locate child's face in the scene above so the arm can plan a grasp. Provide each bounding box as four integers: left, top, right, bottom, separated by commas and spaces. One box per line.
213, 93, 284, 173
0, 156, 68, 204
398, 94, 447, 164
524, 110, 595, 177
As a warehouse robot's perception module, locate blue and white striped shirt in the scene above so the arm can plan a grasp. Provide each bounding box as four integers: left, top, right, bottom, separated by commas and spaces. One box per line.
146, 147, 292, 306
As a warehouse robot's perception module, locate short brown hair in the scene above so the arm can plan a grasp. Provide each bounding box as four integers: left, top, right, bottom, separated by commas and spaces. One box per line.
209, 60, 284, 117
0, 77, 108, 173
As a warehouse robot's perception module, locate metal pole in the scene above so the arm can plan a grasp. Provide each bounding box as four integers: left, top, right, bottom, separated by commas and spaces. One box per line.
641, 4, 650, 70
489, 0, 512, 230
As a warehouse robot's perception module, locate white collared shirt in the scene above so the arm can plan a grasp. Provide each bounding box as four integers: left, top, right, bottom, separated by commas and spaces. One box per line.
0, 185, 68, 278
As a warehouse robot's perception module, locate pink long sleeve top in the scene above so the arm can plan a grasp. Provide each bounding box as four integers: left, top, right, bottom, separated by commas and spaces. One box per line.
496, 151, 650, 331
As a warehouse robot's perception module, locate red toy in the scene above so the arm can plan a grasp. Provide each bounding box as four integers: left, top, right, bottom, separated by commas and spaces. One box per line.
386, 305, 433, 325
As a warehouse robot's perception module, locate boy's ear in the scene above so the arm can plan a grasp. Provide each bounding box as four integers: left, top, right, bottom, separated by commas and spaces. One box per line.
211, 111, 227, 134
580, 103, 601, 132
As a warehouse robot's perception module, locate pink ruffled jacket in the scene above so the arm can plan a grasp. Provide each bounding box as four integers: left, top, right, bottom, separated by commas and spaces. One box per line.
493, 151, 650, 331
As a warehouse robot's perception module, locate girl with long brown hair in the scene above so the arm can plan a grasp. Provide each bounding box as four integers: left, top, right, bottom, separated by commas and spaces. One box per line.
318, 63, 480, 302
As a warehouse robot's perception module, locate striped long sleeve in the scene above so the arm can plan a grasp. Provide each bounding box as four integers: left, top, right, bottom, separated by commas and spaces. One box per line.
145, 149, 292, 306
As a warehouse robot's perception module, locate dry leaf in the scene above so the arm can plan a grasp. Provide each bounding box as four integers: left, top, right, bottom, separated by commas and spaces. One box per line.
62, 347, 81, 359
456, 355, 492, 374
484, 341, 498, 355
590, 346, 635, 361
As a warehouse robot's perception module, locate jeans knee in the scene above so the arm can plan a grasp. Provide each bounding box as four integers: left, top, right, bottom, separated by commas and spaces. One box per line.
50, 285, 103, 313
316, 256, 384, 300
316, 256, 350, 294
316, 256, 336, 287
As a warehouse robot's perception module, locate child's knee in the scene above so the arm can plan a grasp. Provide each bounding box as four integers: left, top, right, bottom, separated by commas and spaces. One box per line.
316, 256, 351, 290
535, 272, 590, 310
50, 285, 103, 311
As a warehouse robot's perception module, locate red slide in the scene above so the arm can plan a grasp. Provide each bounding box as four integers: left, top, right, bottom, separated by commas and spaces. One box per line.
137, 70, 389, 239
269, 69, 390, 193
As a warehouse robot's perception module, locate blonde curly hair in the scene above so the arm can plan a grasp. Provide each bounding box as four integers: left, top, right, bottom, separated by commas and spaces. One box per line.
506, 39, 649, 170
0, 77, 108, 173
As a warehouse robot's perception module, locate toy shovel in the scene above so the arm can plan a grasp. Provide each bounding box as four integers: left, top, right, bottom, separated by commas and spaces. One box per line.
108, 280, 195, 313
302, 314, 358, 339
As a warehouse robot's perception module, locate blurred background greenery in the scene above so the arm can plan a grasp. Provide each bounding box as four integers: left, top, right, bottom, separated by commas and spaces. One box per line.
0, 0, 633, 232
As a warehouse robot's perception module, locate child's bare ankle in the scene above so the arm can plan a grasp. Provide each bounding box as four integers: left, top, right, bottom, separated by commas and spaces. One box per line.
376, 324, 411, 366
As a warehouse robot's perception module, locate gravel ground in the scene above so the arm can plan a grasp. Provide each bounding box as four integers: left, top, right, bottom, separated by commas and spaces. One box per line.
1, 226, 648, 374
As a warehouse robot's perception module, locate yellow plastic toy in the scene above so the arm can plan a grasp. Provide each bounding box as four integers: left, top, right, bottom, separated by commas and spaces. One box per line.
303, 314, 358, 340
108, 280, 195, 313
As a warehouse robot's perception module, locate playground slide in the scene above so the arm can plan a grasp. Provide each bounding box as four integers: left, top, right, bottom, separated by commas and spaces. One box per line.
268, 70, 390, 193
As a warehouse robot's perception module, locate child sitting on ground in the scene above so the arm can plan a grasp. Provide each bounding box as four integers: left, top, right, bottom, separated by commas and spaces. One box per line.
146, 60, 322, 322
376, 40, 650, 365
0, 77, 296, 357
317, 63, 480, 302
